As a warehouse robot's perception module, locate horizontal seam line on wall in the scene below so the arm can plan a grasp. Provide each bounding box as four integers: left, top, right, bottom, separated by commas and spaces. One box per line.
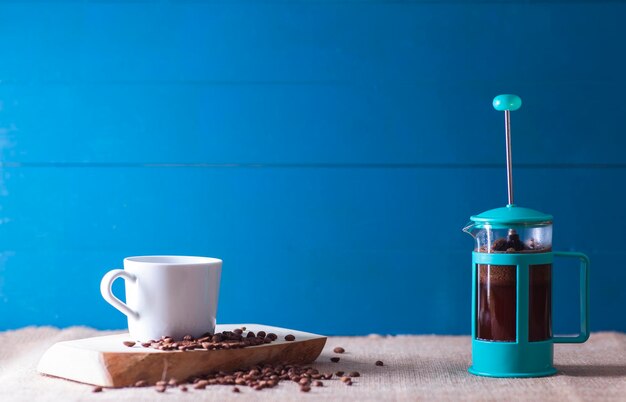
0, 162, 625, 169
36, 0, 626, 5
0, 79, 624, 86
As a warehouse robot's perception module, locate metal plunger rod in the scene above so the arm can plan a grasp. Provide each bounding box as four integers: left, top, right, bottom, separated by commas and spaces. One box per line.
504, 110, 514, 205
492, 94, 522, 206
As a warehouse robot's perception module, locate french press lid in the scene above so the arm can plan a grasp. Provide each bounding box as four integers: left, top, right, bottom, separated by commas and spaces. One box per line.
470, 205, 553, 229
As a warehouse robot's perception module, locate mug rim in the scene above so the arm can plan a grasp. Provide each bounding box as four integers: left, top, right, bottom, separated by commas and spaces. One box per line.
124, 255, 222, 265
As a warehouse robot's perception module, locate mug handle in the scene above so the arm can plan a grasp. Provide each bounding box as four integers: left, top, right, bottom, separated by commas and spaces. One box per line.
552, 252, 589, 344
100, 269, 139, 319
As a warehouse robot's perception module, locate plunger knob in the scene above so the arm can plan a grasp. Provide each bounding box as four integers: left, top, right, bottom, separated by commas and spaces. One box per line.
493, 94, 522, 111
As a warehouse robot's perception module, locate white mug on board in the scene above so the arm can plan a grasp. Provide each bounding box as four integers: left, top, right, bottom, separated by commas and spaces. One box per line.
100, 255, 222, 341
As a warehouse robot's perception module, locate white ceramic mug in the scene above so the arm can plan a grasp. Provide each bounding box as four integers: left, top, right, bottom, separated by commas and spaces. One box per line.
100, 255, 222, 341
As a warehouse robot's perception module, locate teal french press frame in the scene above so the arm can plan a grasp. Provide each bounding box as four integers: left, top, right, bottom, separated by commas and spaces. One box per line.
467, 94, 590, 377
469, 249, 589, 377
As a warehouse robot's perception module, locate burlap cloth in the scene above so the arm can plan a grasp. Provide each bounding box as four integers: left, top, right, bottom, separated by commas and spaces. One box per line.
0, 327, 624, 401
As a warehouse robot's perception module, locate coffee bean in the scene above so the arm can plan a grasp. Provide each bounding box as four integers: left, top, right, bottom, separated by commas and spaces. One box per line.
140, 328, 281, 353
257, 331, 266, 338
194, 380, 208, 389
122, 341, 135, 347
284, 334, 296, 341
233, 387, 240, 393
267, 333, 278, 341
375, 360, 384, 366
333, 347, 345, 354
335, 371, 344, 377
233, 329, 243, 335
134, 380, 148, 387
331, 357, 340, 363
120, 360, 355, 394
140, 342, 151, 348
92, 386, 103, 393
349, 371, 360, 377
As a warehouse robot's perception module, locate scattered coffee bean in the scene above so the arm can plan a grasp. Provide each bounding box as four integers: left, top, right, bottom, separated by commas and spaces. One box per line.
122, 341, 135, 347
92, 386, 103, 393
233, 329, 243, 335
257, 331, 266, 338
241, 327, 247, 331
333, 347, 345, 354
140, 342, 151, 348
349, 371, 360, 377
375, 360, 384, 366
91, 358, 365, 394
284, 334, 296, 341
331, 357, 340, 363
246, 331, 256, 338
267, 333, 278, 341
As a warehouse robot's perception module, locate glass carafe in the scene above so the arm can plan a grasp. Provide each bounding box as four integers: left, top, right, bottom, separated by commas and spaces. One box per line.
464, 222, 553, 342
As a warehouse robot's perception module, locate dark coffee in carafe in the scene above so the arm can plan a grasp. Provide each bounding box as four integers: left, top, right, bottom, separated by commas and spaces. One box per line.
477, 232, 552, 342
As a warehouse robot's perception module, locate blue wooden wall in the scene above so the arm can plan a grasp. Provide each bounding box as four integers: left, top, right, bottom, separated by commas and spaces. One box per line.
0, 1, 625, 335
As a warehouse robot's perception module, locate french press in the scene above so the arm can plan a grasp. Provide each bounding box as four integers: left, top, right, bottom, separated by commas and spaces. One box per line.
463, 94, 590, 378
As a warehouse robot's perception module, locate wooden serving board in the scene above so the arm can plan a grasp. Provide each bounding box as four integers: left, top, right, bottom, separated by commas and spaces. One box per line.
37, 324, 326, 388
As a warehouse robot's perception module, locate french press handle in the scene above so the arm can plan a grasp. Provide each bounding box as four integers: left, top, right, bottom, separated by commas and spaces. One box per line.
552, 252, 590, 343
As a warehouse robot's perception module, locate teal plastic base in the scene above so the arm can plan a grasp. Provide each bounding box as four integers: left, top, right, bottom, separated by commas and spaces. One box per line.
470, 339, 556, 378
468, 366, 557, 378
